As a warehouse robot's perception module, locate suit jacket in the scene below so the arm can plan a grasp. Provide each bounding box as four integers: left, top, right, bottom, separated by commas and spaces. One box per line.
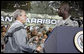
4, 20, 34, 53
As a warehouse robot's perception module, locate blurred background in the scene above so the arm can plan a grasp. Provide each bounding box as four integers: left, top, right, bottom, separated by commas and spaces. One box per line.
1, 1, 83, 29
1, 1, 83, 53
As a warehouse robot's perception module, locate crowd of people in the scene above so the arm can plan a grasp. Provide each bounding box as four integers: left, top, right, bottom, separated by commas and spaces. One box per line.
26, 24, 53, 53
1, 23, 53, 53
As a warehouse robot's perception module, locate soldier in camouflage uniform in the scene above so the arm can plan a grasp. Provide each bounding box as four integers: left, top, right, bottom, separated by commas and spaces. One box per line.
56, 2, 79, 27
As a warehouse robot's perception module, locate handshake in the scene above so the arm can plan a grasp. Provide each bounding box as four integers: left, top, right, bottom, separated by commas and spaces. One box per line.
33, 45, 43, 53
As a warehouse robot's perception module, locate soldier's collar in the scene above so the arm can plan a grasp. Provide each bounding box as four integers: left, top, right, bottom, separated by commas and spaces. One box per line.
64, 15, 71, 21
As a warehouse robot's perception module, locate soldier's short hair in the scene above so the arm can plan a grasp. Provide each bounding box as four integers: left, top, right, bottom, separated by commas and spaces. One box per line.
60, 2, 70, 12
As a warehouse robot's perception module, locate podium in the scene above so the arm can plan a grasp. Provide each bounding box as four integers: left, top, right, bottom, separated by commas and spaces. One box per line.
44, 26, 83, 53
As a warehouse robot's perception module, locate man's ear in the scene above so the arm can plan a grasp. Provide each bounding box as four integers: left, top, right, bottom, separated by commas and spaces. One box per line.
61, 9, 64, 14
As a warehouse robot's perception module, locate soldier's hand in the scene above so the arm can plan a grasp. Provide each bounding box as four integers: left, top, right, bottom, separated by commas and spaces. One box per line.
36, 46, 42, 52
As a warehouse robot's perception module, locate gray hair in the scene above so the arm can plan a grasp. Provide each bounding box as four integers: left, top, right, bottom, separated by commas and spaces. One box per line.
11, 9, 24, 20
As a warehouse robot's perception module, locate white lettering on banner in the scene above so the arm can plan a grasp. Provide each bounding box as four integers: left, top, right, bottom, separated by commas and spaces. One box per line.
1, 16, 12, 22
26, 18, 30, 23
51, 20, 56, 24
31, 18, 36, 23
45, 19, 50, 24
1, 16, 4, 21
5, 16, 12, 22
1, 16, 58, 25
42, 19, 46, 24
37, 19, 43, 24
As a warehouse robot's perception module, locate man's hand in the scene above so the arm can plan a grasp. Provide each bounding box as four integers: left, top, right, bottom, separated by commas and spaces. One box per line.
36, 45, 42, 52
